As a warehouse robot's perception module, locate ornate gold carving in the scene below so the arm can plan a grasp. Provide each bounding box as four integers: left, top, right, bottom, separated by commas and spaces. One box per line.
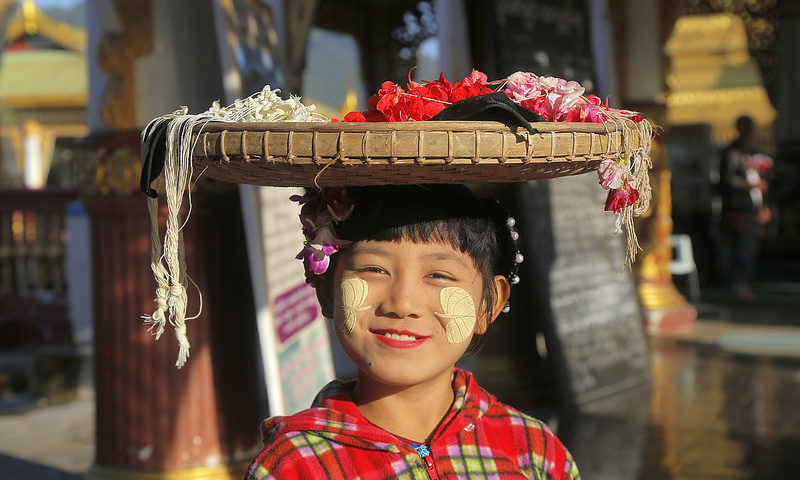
98, 0, 154, 130
75, 147, 139, 195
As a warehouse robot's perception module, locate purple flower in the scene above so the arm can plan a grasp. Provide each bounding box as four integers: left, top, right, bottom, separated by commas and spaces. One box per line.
290, 187, 355, 283
297, 245, 334, 275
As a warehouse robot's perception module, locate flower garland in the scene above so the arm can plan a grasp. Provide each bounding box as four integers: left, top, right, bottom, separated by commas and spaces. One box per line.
290, 188, 353, 285
339, 69, 653, 266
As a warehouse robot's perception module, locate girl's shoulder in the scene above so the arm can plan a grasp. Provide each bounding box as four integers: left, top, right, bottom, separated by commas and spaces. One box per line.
245, 429, 317, 480
474, 394, 581, 480
479, 396, 559, 447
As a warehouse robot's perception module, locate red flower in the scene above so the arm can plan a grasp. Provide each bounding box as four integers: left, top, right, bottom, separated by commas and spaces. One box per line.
450, 78, 491, 102
343, 112, 366, 122
366, 111, 387, 122
604, 183, 640, 213
339, 69, 491, 123
448, 70, 491, 102
521, 97, 551, 120
564, 95, 608, 123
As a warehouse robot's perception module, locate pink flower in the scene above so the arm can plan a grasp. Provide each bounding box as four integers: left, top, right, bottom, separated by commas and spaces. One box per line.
469, 69, 488, 84
543, 78, 584, 121
505, 72, 585, 121
505, 72, 545, 103
291, 187, 355, 284
604, 183, 640, 213
296, 245, 336, 275
565, 95, 608, 123
597, 159, 635, 190
521, 97, 551, 120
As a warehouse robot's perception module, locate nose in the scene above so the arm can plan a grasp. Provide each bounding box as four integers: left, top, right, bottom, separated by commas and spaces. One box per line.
377, 272, 421, 319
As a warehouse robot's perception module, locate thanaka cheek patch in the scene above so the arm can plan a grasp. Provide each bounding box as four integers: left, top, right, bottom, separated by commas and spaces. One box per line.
335, 277, 371, 334
434, 287, 477, 344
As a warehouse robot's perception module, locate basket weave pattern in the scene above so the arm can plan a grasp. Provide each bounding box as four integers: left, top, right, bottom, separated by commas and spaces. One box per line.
191, 121, 640, 186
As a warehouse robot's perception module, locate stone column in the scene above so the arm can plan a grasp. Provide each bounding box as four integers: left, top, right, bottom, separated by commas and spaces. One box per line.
83, 1, 262, 478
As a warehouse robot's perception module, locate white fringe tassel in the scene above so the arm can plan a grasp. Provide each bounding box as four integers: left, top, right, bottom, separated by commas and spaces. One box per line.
141, 108, 203, 368
140, 87, 325, 368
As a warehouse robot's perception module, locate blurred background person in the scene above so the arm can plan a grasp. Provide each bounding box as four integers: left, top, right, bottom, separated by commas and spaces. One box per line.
719, 115, 772, 301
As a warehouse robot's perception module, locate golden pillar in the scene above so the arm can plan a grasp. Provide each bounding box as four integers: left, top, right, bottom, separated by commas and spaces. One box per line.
632, 106, 697, 333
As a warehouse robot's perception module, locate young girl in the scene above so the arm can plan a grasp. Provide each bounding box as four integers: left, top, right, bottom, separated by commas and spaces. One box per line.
246, 184, 580, 480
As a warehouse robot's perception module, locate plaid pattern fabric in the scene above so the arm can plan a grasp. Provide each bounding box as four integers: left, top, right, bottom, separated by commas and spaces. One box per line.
246, 369, 580, 480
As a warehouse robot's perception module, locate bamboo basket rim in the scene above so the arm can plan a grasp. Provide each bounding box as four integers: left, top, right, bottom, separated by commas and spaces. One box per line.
188, 120, 644, 187
193, 120, 634, 134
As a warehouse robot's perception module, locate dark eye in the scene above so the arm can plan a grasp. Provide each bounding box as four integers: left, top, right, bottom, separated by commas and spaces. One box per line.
427, 272, 455, 281
358, 266, 387, 275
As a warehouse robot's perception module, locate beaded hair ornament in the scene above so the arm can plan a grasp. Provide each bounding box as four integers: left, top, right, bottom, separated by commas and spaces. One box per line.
291, 188, 524, 311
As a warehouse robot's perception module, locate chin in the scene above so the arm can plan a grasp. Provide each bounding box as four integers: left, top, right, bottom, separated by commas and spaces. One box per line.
362, 362, 432, 387
356, 352, 457, 389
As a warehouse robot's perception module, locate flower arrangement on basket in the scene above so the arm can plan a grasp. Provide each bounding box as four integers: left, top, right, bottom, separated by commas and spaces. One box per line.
140, 69, 653, 368
333, 69, 649, 217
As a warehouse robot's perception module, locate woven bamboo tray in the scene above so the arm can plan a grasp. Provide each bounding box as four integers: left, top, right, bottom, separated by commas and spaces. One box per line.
190, 120, 641, 187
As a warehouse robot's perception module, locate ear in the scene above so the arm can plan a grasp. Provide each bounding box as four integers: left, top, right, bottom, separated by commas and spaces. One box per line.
475, 275, 511, 334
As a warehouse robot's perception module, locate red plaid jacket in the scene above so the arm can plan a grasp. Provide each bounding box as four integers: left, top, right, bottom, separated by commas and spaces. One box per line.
246, 368, 580, 479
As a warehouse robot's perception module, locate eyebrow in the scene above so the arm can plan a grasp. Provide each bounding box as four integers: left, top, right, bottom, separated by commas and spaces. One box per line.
351, 244, 469, 268
422, 250, 469, 268
352, 244, 392, 257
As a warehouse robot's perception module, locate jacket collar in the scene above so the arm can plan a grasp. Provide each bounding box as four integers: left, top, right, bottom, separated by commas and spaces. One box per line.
261, 368, 492, 451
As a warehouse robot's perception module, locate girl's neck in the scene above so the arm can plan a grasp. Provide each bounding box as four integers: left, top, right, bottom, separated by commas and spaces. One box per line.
352, 369, 456, 444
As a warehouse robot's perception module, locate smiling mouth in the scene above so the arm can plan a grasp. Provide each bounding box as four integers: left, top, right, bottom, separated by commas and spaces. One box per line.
370, 329, 429, 341
369, 329, 429, 348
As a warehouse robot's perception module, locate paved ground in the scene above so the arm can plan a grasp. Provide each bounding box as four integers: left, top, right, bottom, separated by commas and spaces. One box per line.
1, 280, 798, 479
0, 392, 92, 480
563, 280, 800, 480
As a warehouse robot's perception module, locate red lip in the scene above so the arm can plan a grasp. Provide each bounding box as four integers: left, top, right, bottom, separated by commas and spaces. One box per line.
370, 329, 429, 349
370, 329, 429, 338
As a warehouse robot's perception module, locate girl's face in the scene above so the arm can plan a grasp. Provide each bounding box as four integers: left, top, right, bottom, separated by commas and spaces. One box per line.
330, 238, 498, 389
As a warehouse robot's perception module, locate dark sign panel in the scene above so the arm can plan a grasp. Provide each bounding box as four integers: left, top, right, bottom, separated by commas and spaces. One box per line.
514, 177, 650, 408
493, 0, 596, 88
470, 0, 651, 409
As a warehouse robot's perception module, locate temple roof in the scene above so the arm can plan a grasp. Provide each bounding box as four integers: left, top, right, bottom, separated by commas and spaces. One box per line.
4, 0, 86, 51
0, 1, 87, 108
665, 13, 775, 144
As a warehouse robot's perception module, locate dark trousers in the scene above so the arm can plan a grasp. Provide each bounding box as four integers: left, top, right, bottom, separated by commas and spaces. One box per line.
721, 211, 759, 290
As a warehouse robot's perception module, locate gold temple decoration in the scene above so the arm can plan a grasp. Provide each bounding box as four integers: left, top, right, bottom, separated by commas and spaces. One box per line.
665, 13, 776, 145
638, 169, 688, 310
98, 0, 154, 130
631, 102, 696, 332
5, 0, 86, 51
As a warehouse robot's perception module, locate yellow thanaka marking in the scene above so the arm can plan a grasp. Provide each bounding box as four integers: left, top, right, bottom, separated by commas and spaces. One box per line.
434, 287, 477, 344
335, 277, 371, 334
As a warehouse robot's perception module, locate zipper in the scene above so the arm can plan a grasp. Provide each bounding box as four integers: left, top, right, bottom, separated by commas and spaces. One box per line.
411, 444, 440, 480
